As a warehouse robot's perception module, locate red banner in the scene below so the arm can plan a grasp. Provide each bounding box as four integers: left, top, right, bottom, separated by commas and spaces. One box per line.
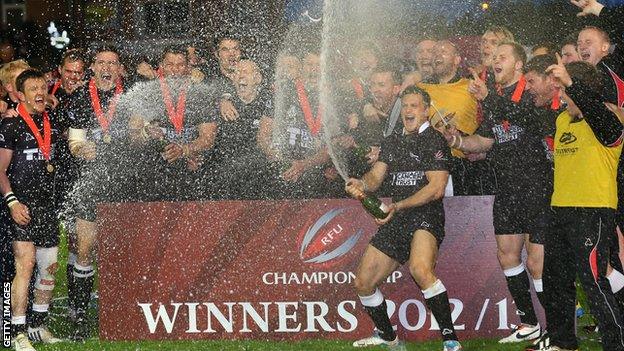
98, 196, 544, 341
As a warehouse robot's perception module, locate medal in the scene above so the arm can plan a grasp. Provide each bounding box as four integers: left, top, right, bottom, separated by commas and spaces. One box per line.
17, 104, 53, 168
158, 73, 188, 135
103, 133, 112, 144
46, 163, 54, 173
89, 78, 123, 137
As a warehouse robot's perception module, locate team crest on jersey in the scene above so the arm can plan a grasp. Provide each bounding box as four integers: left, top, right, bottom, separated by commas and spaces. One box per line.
434, 150, 446, 160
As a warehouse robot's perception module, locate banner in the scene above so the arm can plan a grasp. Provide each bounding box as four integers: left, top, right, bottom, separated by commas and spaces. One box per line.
98, 196, 542, 341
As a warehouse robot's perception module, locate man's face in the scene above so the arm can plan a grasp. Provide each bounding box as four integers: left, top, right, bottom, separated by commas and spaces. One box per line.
525, 71, 555, 108
352, 48, 378, 81
91, 51, 121, 88
401, 93, 428, 134
58, 60, 85, 93
0, 44, 14, 64
577, 28, 610, 66
160, 52, 189, 78
492, 44, 521, 86
276, 55, 300, 81
433, 41, 459, 78
18, 77, 48, 114
302, 53, 321, 89
369, 71, 397, 108
560, 44, 580, 64
234, 61, 261, 96
216, 39, 241, 73
480, 31, 504, 67
415, 40, 436, 79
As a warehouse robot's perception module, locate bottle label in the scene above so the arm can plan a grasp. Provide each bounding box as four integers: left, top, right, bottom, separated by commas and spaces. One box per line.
379, 202, 390, 213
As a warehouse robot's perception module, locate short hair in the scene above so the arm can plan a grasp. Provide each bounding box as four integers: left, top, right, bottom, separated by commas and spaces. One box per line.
579, 26, 610, 44
0, 59, 30, 85
565, 61, 602, 92
498, 40, 527, 65
484, 26, 515, 42
560, 33, 578, 49
60, 48, 86, 66
400, 85, 431, 106
161, 46, 188, 62
89, 44, 119, 64
532, 41, 558, 55
213, 33, 241, 51
371, 60, 401, 84
16, 69, 45, 93
524, 54, 557, 76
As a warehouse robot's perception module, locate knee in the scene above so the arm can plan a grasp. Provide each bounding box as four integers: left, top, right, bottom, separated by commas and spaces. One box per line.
526, 255, 543, 278
353, 276, 376, 296
14, 254, 36, 274
497, 247, 520, 268
409, 260, 435, 288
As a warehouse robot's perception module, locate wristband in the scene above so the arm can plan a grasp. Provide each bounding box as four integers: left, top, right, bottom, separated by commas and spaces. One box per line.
5, 192, 18, 208
450, 135, 457, 148
458, 136, 464, 150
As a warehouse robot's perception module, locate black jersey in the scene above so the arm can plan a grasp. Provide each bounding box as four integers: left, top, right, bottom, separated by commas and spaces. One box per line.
2, 95, 18, 111
49, 81, 73, 111
67, 82, 126, 144
0, 109, 62, 206
143, 79, 217, 146
274, 81, 324, 161
478, 80, 553, 194
378, 122, 450, 205
214, 88, 272, 162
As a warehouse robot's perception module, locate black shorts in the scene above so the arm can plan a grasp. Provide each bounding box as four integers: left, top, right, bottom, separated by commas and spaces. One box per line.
10, 204, 59, 247
493, 193, 550, 244
370, 207, 445, 265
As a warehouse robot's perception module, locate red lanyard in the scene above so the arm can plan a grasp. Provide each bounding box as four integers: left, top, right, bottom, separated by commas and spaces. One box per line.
497, 75, 526, 103
295, 79, 322, 136
17, 104, 51, 160
88, 78, 123, 132
158, 73, 187, 134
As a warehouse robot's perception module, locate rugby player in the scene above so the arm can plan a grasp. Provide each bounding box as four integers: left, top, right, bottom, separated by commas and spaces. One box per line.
346, 85, 462, 351
0, 69, 63, 350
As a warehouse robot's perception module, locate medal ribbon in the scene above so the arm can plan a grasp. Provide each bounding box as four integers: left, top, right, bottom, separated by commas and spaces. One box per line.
551, 89, 560, 110
89, 78, 123, 132
50, 80, 62, 96
17, 104, 51, 160
158, 73, 187, 134
295, 79, 322, 136
496, 75, 526, 104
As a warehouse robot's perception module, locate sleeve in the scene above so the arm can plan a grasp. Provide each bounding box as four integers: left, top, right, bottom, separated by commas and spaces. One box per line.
422, 132, 451, 171
67, 90, 89, 129
476, 113, 495, 139
0, 119, 18, 150
377, 137, 393, 165
597, 6, 624, 57
567, 78, 624, 147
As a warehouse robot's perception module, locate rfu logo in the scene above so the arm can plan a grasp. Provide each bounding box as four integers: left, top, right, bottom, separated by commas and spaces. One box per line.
559, 132, 577, 145
299, 208, 363, 264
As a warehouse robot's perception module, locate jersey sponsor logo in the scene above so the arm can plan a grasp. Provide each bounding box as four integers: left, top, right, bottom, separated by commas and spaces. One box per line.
161, 126, 196, 143
22, 147, 54, 161
584, 238, 594, 247
390, 171, 425, 186
442, 328, 453, 336
298, 207, 364, 266
492, 123, 524, 144
24, 133, 35, 142
286, 127, 315, 149
559, 132, 577, 145
0, 133, 4, 142
409, 152, 421, 161
420, 221, 431, 228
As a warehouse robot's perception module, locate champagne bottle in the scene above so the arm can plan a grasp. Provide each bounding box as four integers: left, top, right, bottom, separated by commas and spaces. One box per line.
360, 195, 389, 219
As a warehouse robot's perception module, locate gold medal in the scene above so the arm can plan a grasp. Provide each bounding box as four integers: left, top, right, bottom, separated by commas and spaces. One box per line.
46, 163, 54, 173
103, 133, 112, 144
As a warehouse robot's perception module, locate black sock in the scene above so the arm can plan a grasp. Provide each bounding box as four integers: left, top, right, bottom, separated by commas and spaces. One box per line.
423, 280, 458, 341
67, 262, 76, 309
505, 266, 538, 326
363, 300, 396, 342
30, 310, 47, 328
12, 317, 26, 336
73, 264, 95, 319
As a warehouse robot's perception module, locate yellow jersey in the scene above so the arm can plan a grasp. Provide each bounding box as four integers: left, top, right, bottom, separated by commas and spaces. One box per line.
551, 110, 623, 209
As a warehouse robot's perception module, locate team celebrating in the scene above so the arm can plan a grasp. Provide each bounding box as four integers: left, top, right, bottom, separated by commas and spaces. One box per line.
1, 0, 623, 350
